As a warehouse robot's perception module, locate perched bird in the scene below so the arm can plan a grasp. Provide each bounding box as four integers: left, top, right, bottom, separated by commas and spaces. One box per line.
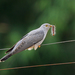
0, 23, 54, 62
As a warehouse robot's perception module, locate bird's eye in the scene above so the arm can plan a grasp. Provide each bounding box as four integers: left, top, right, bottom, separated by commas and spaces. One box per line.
45, 25, 48, 27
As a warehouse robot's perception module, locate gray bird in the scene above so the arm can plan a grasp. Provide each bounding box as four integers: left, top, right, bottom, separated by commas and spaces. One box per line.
0, 23, 52, 62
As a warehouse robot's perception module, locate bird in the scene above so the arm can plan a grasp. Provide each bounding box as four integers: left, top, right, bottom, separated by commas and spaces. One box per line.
0, 23, 53, 62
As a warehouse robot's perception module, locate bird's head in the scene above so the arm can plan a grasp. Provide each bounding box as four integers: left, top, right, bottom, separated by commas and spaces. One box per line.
40, 23, 52, 31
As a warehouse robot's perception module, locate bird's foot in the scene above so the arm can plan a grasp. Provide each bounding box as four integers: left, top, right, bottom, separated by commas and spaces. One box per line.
38, 45, 41, 48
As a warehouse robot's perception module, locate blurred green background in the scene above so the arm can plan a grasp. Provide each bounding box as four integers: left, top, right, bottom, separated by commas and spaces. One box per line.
0, 0, 75, 75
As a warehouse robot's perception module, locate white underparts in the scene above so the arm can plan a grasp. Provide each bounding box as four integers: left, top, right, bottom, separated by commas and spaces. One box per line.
28, 46, 34, 50
28, 28, 47, 51
27, 40, 44, 50
27, 44, 39, 50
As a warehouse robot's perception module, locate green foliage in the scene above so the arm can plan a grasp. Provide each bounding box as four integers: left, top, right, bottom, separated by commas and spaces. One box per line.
0, 0, 75, 75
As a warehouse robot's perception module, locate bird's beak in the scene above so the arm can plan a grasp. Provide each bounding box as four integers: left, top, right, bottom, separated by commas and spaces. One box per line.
50, 25, 52, 27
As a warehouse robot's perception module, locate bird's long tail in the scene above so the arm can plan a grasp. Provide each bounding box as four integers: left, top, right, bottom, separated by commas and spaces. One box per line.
0, 52, 13, 62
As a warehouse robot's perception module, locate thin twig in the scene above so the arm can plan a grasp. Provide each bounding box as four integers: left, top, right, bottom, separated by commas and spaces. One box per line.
0, 62, 75, 71
42, 40, 75, 46
0, 48, 10, 50
0, 40, 75, 50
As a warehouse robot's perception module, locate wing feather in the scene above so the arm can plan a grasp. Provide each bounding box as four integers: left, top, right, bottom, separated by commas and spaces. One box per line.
12, 30, 44, 54
6, 30, 44, 54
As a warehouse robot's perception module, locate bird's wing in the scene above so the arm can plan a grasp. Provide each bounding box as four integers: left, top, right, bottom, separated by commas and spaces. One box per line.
6, 30, 44, 54
11, 30, 44, 54
5, 33, 28, 54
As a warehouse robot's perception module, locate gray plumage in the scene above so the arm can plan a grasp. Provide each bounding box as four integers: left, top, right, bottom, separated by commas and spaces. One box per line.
0, 23, 51, 62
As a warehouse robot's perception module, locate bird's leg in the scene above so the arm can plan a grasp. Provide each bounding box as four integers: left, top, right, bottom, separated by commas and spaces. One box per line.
38, 45, 41, 48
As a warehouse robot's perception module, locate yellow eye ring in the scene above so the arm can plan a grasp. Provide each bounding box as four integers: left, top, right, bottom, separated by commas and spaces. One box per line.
46, 25, 48, 27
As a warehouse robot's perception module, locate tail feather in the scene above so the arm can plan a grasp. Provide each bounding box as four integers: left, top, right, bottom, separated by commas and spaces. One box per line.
0, 53, 12, 62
